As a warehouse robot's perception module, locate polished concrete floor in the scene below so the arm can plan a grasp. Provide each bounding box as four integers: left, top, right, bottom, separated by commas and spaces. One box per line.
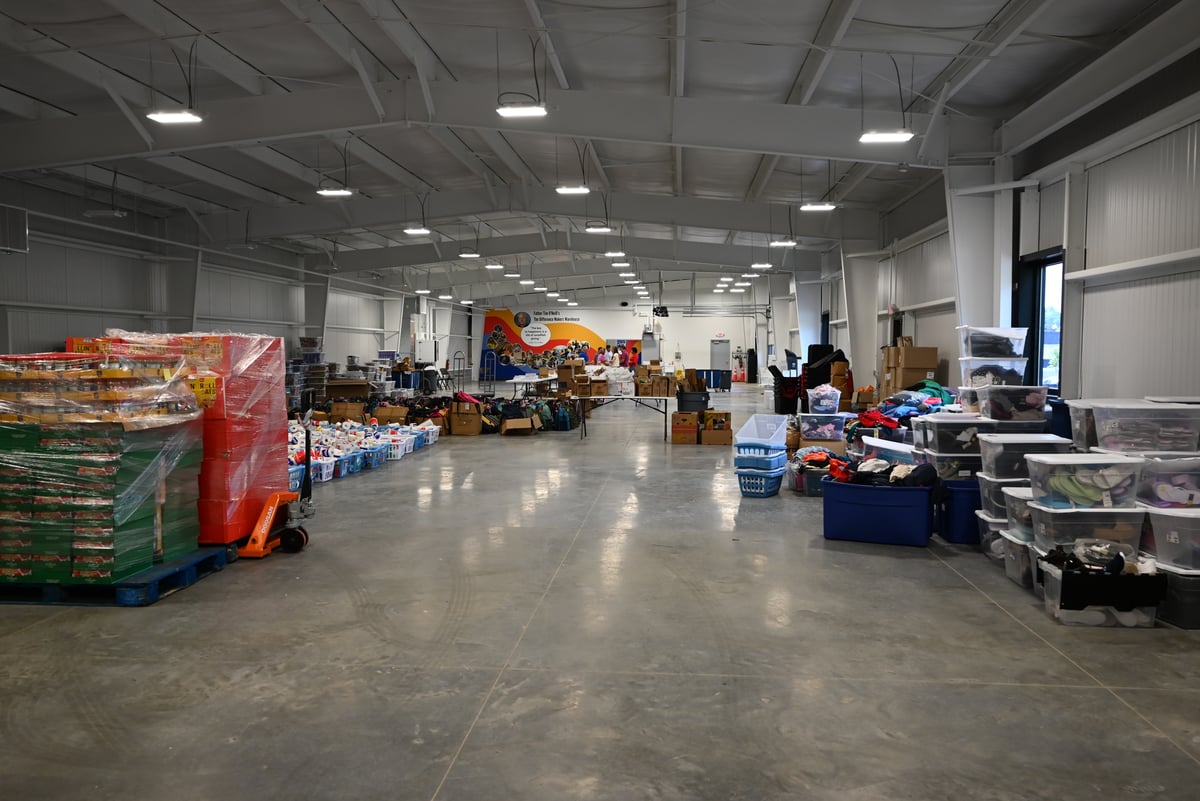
3, 384, 1199, 800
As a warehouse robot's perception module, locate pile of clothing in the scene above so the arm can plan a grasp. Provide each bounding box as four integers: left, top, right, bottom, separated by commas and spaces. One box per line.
981, 388, 1046, 421
964, 332, 1023, 358
965, 363, 1024, 386
829, 458, 938, 487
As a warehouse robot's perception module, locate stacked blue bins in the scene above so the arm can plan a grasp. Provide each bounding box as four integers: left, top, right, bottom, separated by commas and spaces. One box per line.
733, 414, 788, 498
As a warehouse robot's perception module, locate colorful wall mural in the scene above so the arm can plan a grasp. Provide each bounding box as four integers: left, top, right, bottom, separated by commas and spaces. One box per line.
481, 309, 643, 379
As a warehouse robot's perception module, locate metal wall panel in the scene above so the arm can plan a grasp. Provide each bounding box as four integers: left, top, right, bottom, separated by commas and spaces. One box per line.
1086, 120, 1200, 267
877, 257, 894, 311
6, 309, 146, 353
896, 233, 954, 308
1079, 270, 1200, 396
1039, 180, 1065, 251
910, 308, 960, 387
194, 268, 303, 326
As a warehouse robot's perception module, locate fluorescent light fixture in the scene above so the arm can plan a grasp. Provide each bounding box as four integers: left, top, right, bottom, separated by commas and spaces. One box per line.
618, 272, 636, 277
533, 284, 548, 291
859, 129, 914, 143
502, 269, 521, 278
623, 280, 638, 285
484, 262, 503, 270
316, 187, 354, 197
83, 208, 128, 219
741, 273, 759, 278
519, 279, 535, 285
604, 250, 625, 258
403, 225, 431, 235
632, 285, 645, 291
713, 289, 725, 293
567, 301, 579, 306
415, 289, 431, 295
730, 288, 746, 293
461, 300, 474, 305
555, 184, 590, 195
458, 248, 480, 258
768, 238, 797, 248
734, 281, 751, 287
438, 293, 453, 300
546, 291, 560, 297
750, 262, 772, 270
611, 260, 631, 268
584, 223, 612, 234
496, 102, 547, 118
146, 109, 202, 124
721, 276, 735, 282
800, 202, 837, 212
556, 297, 569, 302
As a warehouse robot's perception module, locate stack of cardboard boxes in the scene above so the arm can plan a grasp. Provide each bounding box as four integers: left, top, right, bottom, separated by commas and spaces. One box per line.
879, 341, 939, 398
635, 361, 676, 397
671, 410, 733, 445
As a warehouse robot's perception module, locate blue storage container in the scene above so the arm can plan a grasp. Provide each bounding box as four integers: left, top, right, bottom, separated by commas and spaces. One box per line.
287, 464, 305, 492
735, 466, 787, 497
822, 477, 933, 546
734, 450, 787, 471
939, 479, 982, 544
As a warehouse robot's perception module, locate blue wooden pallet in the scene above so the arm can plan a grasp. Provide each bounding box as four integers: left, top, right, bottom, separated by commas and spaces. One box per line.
0, 547, 228, 607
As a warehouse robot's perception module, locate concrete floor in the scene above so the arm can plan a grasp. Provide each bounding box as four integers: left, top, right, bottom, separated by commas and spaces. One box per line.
3, 383, 1199, 800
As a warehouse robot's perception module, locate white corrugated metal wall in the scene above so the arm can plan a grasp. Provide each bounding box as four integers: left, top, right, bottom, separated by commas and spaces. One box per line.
194, 265, 303, 347
323, 290, 384, 365
1076, 120, 1200, 396
893, 232, 959, 386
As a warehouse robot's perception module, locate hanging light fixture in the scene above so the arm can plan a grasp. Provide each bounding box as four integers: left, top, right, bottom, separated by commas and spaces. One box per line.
415, 270, 431, 295
502, 257, 521, 278
730, 287, 746, 293
612, 259, 631, 268
713, 288, 725, 294
584, 192, 612, 233
147, 41, 203, 124
618, 272, 636, 278
858, 53, 914, 143
458, 224, 480, 258
567, 290, 579, 306
484, 261, 503, 270
496, 32, 548, 117
439, 292, 453, 300
461, 299, 475, 305
604, 249, 625, 258
769, 204, 797, 247
741, 273, 759, 278
404, 194, 432, 235
801, 161, 838, 211
317, 138, 356, 197
555, 138, 591, 194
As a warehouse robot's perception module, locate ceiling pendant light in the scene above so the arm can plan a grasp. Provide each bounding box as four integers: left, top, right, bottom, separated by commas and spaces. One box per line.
858, 52, 914, 144
768, 204, 797, 247
730, 287, 746, 293
556, 185, 589, 195
734, 281, 751, 287
317, 138, 356, 197
484, 261, 503, 270
623, 279, 637, 285
584, 192, 613, 233
502, 258, 521, 278
751, 262, 772, 270
611, 259, 631, 268
147, 41, 203, 124
461, 299, 475, 305
604, 249, 625, 258
415, 288, 431, 295
404, 193, 432, 234
801, 161, 838, 211
769, 237, 796, 247
519, 278, 535, 285
438, 293, 453, 300
741, 273, 758, 278
496, 33, 548, 117
458, 223, 481, 258
556, 296, 569, 302
713, 288, 725, 294
618, 272, 636, 277
533, 283, 548, 291
555, 137, 591, 194
801, 201, 837, 211
546, 291, 560, 297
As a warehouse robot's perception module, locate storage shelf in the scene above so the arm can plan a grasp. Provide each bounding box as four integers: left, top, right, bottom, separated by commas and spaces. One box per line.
1064, 247, 1200, 288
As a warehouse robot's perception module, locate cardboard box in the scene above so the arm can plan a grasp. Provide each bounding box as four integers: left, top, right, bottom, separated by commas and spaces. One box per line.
636, 366, 650, 379
574, 381, 592, 398
799, 437, 846, 456
896, 347, 938, 369
591, 379, 609, 396
671, 426, 699, 444
884, 347, 899, 368
330, 402, 365, 423
500, 416, 541, 435
564, 359, 584, 367
786, 428, 802, 449
373, 406, 408, 424
449, 402, 483, 436
538, 367, 550, 378
702, 410, 732, 430
883, 367, 937, 390
650, 375, 676, 397
700, 429, 733, 446
557, 367, 577, 384
896, 335, 914, 347
636, 379, 652, 396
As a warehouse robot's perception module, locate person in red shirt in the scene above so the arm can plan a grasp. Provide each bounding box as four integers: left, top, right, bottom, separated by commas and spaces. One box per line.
618, 346, 630, 368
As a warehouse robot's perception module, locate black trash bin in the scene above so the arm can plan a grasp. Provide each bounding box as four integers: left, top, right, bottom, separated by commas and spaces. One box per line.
774, 376, 800, 414
676, 391, 711, 412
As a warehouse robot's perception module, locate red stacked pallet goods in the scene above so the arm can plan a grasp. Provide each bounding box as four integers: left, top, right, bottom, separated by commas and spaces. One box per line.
70, 332, 289, 546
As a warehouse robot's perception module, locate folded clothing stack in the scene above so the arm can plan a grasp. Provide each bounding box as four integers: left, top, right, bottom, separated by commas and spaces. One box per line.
1027, 453, 1146, 509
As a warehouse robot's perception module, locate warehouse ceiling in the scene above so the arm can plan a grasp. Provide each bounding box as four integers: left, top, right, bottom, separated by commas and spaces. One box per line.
0, 0, 1194, 305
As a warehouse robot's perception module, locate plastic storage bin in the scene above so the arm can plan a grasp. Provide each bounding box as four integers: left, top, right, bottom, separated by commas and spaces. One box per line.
822, 478, 932, 547
861, 435, 917, 465
736, 466, 786, 498
803, 468, 830, 497
1026, 453, 1146, 509
734, 414, 789, 453
288, 464, 306, 492
1001, 528, 1034, 587
734, 450, 788, 471
978, 433, 1073, 479
1040, 562, 1163, 627
978, 473, 1026, 519
939, 479, 982, 544
959, 357, 1029, 388
1091, 401, 1200, 452
1142, 507, 1200, 571
1156, 564, 1200, 629
978, 385, 1049, 421
310, 457, 335, 482
993, 419, 1049, 435
1029, 502, 1146, 552
976, 510, 1006, 563
1002, 486, 1036, 541
957, 386, 980, 413
912, 413, 997, 453
957, 326, 1028, 359
362, 445, 388, 469
1137, 454, 1200, 508
807, 386, 842, 414
1066, 398, 1125, 451
918, 450, 982, 480
798, 413, 844, 441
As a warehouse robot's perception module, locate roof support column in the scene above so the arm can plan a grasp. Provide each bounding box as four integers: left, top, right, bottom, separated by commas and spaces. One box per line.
1059, 164, 1087, 397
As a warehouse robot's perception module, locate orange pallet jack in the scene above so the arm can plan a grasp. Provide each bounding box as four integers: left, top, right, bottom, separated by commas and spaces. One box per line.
239, 410, 315, 559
